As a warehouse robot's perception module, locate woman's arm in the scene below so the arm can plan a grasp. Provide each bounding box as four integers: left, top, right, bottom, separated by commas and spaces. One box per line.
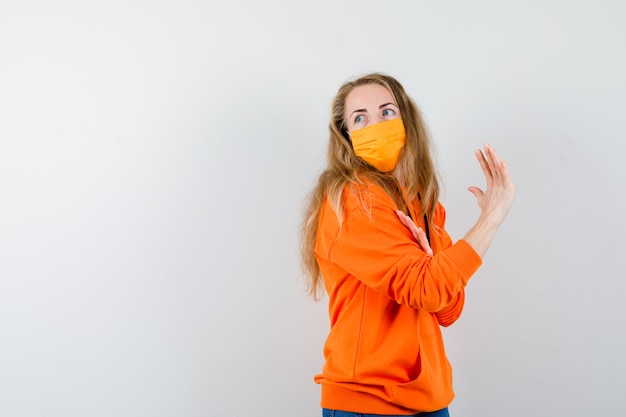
387, 144, 513, 317
396, 205, 464, 324
396, 144, 515, 259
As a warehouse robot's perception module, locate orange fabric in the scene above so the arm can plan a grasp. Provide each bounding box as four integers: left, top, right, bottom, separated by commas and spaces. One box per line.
313, 181, 482, 414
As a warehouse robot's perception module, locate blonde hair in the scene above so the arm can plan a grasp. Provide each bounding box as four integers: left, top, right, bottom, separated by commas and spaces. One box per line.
300, 73, 440, 299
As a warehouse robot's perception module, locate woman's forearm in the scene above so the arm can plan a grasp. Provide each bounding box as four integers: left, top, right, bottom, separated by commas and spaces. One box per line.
462, 214, 502, 258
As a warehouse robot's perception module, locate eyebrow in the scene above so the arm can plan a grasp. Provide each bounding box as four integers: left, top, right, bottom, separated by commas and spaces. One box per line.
350, 103, 398, 118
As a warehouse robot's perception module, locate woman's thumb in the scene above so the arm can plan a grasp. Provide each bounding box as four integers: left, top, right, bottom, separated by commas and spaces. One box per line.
467, 186, 484, 200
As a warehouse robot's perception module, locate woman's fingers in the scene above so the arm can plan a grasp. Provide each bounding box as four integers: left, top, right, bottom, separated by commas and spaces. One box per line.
485, 144, 514, 188
501, 158, 515, 189
476, 148, 494, 187
478, 144, 513, 190
395, 210, 433, 256
396, 211, 419, 237
396, 210, 411, 229
415, 227, 434, 256
476, 148, 490, 175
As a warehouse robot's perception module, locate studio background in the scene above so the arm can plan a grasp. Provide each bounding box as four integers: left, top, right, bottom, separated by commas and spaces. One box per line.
1, 1, 624, 416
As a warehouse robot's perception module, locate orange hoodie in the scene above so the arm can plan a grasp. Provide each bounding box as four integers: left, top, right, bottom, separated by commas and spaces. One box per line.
313, 181, 482, 414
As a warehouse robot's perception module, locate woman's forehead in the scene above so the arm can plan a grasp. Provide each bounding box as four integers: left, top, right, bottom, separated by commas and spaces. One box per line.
345, 84, 396, 110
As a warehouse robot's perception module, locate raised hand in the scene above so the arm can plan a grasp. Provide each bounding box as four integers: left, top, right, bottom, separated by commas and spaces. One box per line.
467, 144, 515, 226
462, 144, 516, 258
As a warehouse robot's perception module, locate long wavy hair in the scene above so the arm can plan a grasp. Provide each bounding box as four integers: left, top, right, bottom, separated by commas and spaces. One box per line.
300, 73, 441, 299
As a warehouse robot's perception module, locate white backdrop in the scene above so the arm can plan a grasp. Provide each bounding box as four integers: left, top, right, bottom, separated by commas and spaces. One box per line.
1, 1, 625, 416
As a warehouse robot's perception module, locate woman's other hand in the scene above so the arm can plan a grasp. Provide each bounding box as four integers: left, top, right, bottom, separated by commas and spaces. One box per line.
396, 210, 433, 256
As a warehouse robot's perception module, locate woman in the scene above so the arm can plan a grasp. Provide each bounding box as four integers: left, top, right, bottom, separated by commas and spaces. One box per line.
300, 73, 515, 416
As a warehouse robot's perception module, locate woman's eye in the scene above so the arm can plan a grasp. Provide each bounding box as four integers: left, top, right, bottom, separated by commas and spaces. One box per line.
382, 108, 396, 117
354, 115, 364, 124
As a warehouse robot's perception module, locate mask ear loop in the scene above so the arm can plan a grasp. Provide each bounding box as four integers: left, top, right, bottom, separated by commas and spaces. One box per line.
342, 126, 351, 141
338, 117, 351, 141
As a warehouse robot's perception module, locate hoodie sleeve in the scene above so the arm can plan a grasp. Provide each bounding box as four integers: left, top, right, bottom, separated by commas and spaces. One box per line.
431, 203, 467, 326
326, 184, 482, 312
434, 289, 465, 327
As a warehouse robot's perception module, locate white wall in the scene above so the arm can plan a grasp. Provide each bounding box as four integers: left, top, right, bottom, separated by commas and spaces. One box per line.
1, 1, 625, 416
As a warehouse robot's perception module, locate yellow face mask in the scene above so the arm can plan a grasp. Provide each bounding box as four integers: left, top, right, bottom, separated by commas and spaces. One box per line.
350, 118, 406, 172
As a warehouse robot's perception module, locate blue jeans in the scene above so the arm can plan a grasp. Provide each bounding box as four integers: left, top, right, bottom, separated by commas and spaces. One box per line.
322, 407, 450, 417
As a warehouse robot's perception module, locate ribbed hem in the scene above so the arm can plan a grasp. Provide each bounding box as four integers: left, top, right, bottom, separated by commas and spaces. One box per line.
321, 383, 419, 415
448, 239, 482, 284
